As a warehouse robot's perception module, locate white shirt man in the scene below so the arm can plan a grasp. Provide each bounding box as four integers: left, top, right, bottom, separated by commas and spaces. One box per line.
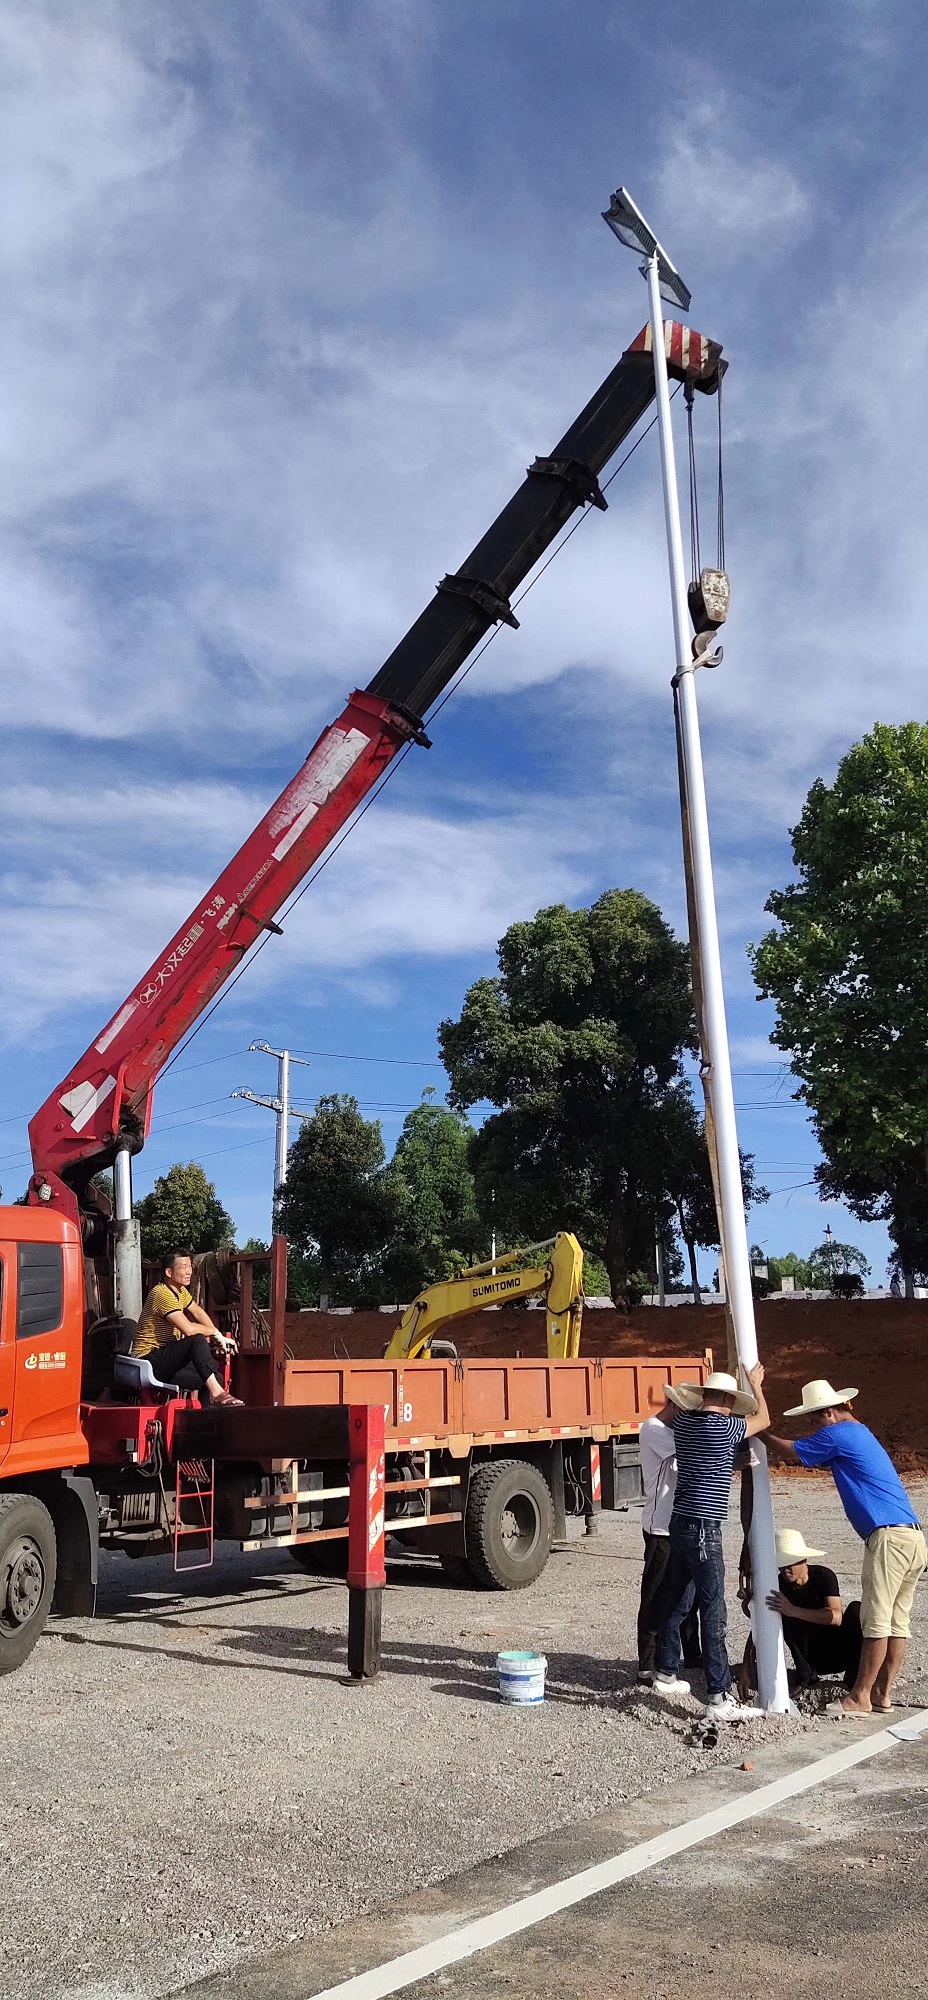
636, 1399, 700, 1682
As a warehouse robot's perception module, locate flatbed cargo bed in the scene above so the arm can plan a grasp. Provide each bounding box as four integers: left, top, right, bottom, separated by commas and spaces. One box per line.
283, 1350, 713, 1453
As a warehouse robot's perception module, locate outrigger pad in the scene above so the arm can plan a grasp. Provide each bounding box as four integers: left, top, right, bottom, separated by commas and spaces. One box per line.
173, 1402, 350, 1462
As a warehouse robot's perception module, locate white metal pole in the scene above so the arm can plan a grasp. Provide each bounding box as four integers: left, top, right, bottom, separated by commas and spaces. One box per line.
275, 1048, 291, 1193
643, 253, 789, 1713
113, 1142, 143, 1322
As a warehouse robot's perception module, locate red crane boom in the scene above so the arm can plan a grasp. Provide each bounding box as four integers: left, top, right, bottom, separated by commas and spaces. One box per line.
27, 319, 724, 1221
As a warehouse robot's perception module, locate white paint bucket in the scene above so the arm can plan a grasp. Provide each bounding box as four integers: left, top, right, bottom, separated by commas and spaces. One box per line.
497, 1650, 547, 1703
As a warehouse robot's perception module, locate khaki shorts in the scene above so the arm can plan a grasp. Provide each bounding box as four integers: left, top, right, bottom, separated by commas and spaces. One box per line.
860, 1525, 927, 1639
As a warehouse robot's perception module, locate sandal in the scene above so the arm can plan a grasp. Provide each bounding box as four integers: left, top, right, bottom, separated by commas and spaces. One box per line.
213, 1391, 244, 1406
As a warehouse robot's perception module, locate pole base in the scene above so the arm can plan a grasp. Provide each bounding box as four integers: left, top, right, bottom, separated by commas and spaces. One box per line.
347, 1585, 383, 1679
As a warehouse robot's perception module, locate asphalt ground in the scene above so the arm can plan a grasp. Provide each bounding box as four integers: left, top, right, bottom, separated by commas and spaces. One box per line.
3, 1476, 926, 1999
182, 1721, 928, 2000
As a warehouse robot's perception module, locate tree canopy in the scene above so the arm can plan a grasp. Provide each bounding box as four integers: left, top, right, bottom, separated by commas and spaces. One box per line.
275, 1093, 398, 1307
379, 1091, 482, 1299
135, 1161, 235, 1266
440, 888, 748, 1308
751, 723, 928, 1273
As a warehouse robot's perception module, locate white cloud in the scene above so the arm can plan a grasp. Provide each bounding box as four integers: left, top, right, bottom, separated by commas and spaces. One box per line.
657, 97, 810, 254
0, 778, 604, 1042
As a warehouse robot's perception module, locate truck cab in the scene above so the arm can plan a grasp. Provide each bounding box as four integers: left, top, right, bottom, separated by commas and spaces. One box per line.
0, 1207, 87, 1481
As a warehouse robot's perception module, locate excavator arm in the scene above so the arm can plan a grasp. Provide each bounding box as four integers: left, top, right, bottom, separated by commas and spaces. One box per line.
28, 320, 723, 1219
384, 1232, 585, 1361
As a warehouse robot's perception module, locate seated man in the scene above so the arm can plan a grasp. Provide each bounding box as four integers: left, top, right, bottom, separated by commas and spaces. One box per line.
766, 1529, 863, 1689
133, 1249, 241, 1405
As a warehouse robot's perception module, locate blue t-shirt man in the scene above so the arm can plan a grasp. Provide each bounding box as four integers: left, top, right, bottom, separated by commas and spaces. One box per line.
792, 1420, 918, 1541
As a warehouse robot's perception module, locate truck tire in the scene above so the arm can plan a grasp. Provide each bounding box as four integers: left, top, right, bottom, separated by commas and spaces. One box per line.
464, 1459, 553, 1590
0, 1492, 57, 1675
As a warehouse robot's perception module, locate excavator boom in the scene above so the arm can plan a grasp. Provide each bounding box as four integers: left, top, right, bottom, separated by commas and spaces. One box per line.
384, 1232, 585, 1361
28, 321, 723, 1215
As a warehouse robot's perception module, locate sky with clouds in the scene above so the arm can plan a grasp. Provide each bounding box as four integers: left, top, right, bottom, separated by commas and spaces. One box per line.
1, 0, 925, 1277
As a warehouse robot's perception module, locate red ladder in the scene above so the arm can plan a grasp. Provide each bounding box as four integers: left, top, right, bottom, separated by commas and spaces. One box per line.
174, 1458, 215, 1573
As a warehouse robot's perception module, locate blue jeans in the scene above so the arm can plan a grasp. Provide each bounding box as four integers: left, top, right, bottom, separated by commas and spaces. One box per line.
655, 1515, 731, 1697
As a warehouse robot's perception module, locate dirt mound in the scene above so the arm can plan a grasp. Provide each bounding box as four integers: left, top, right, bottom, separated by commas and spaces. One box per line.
285, 1298, 928, 1474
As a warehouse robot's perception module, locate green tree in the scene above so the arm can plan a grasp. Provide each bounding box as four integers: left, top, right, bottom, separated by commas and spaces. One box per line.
751, 723, 928, 1277
135, 1161, 235, 1265
440, 890, 705, 1310
275, 1094, 398, 1307
766, 1250, 813, 1291
379, 1092, 482, 1299
657, 1089, 767, 1303
807, 1238, 870, 1289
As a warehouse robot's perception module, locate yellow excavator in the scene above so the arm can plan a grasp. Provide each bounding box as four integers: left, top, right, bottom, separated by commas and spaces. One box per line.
383, 1232, 585, 1362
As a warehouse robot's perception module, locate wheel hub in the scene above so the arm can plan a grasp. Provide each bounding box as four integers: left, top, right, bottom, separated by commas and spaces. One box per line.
500, 1495, 541, 1558
4, 1542, 45, 1627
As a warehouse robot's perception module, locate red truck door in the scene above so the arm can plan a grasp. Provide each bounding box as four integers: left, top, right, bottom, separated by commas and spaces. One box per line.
0, 1220, 88, 1477
0, 1242, 13, 1470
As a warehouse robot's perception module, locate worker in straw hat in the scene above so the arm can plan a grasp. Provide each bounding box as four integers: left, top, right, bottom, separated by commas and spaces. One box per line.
766, 1380, 926, 1717
653, 1363, 768, 1719
754, 1529, 862, 1692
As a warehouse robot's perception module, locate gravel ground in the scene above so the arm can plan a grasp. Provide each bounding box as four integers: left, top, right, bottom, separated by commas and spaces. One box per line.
3, 1476, 926, 2000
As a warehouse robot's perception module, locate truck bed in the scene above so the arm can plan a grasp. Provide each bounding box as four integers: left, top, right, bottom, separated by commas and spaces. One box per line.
283, 1351, 712, 1453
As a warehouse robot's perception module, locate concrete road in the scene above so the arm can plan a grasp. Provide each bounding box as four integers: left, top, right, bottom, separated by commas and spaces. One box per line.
5, 1477, 927, 1998
182, 1719, 928, 2000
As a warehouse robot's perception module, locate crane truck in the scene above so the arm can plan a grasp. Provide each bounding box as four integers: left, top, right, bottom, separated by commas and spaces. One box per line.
0, 314, 721, 1675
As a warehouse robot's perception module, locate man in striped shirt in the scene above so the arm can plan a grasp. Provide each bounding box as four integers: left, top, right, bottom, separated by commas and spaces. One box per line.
654, 1362, 769, 1718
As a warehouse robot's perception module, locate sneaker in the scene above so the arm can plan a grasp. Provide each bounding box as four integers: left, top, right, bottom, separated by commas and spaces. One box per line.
653, 1673, 691, 1696
636, 1670, 654, 1686
705, 1692, 745, 1720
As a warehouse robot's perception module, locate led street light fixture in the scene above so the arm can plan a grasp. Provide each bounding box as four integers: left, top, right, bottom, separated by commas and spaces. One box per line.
602, 187, 691, 313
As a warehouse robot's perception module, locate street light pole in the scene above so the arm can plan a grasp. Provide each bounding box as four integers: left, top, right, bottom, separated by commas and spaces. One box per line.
604, 189, 789, 1713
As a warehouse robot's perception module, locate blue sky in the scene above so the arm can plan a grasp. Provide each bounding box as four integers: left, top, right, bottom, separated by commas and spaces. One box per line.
0, 0, 925, 1278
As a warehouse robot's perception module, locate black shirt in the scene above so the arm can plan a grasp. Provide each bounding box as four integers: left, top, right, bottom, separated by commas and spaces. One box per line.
779, 1564, 847, 1673
779, 1563, 839, 1614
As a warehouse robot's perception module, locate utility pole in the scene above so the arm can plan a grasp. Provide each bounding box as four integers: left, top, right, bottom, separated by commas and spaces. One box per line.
655, 1227, 666, 1309
603, 187, 790, 1713
231, 1042, 313, 1222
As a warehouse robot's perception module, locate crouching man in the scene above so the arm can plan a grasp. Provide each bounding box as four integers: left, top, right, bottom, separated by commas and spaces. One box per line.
766, 1529, 863, 1690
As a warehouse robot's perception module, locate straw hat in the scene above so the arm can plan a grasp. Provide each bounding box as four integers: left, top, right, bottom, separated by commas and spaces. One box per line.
664, 1381, 704, 1412
783, 1378, 858, 1419
666, 1370, 758, 1418
776, 1528, 826, 1567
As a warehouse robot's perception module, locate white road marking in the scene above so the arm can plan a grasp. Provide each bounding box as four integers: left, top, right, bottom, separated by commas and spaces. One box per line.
307, 1712, 928, 2000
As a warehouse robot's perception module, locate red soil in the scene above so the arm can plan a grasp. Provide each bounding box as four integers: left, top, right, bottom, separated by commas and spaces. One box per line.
285, 1298, 928, 1475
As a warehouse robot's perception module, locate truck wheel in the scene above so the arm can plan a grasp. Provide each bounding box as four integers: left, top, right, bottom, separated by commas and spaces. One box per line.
465, 1460, 553, 1590
0, 1493, 57, 1675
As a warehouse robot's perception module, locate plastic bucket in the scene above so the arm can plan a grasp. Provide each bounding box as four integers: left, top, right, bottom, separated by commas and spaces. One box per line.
497, 1650, 547, 1704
